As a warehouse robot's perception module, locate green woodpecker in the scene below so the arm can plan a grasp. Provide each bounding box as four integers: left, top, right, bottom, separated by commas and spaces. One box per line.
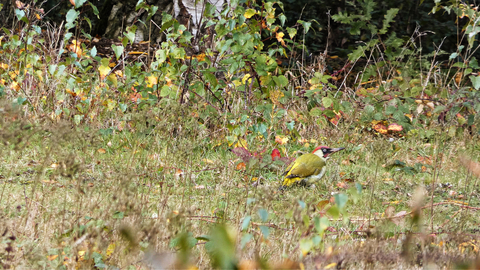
281, 146, 345, 188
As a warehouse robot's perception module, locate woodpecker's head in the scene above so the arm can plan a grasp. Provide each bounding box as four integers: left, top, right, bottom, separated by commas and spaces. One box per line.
312, 146, 345, 159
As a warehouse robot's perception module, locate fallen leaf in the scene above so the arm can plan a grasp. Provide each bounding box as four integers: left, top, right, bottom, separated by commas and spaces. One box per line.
373, 123, 388, 134
388, 123, 403, 132
336, 182, 348, 189
275, 135, 289, 145
271, 148, 281, 161
316, 200, 330, 210
47, 254, 59, 261
236, 162, 246, 171
325, 263, 337, 269
202, 158, 214, 164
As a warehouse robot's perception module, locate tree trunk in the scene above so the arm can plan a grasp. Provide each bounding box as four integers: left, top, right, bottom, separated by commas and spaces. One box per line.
96, 0, 174, 43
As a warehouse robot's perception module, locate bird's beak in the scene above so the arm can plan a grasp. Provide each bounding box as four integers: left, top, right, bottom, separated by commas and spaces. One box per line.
323, 147, 345, 158
329, 147, 345, 153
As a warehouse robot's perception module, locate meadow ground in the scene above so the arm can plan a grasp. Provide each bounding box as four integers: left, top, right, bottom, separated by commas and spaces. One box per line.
0, 104, 479, 269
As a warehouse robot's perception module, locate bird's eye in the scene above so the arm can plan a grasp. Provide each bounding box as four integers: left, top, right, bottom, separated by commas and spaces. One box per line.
323, 149, 327, 152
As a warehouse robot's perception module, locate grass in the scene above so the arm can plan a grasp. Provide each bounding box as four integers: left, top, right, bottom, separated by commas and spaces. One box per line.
0, 102, 479, 269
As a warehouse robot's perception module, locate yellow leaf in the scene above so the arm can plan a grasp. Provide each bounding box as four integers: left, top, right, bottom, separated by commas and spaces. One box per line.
105, 99, 116, 111
165, 76, 173, 87
202, 158, 214, 164
47, 254, 59, 261
97, 148, 106, 154
276, 32, 284, 42
234, 138, 248, 149
98, 65, 111, 80
194, 53, 206, 62
106, 243, 115, 257
275, 135, 289, 145
241, 74, 252, 84
9, 81, 20, 91
78, 250, 85, 258
270, 89, 284, 105
325, 263, 337, 269
146, 75, 158, 88
0, 63, 8, 69
244, 9, 257, 19
107, 74, 118, 87
67, 41, 83, 57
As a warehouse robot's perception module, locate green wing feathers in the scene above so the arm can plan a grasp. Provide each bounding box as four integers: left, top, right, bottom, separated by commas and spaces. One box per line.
281, 154, 326, 187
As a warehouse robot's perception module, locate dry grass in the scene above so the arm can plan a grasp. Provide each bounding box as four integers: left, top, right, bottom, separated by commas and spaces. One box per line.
0, 103, 479, 269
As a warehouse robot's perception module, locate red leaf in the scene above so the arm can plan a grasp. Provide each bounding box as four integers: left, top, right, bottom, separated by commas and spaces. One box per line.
271, 148, 281, 161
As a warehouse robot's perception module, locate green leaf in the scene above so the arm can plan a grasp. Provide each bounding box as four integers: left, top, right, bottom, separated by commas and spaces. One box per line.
125, 25, 137, 44
348, 46, 366, 61
469, 57, 479, 69
298, 200, 306, 209
206, 225, 237, 269
74, 0, 87, 8
205, 72, 218, 88
433, 105, 446, 114
65, 9, 79, 30
287, 27, 297, 38
334, 193, 348, 209
279, 14, 286, 26
160, 85, 171, 97
313, 216, 329, 234
385, 105, 396, 115
364, 104, 374, 114
272, 75, 288, 87
155, 49, 167, 64
470, 75, 480, 90
241, 216, 251, 231
89, 2, 99, 17
310, 107, 323, 117
74, 115, 84, 125
259, 225, 270, 239
258, 208, 268, 222
379, 8, 399, 34
119, 103, 127, 113
16, 97, 27, 105
15, 9, 28, 23
240, 233, 253, 249
322, 97, 333, 108
299, 238, 313, 256
298, 20, 312, 34
90, 46, 97, 57
111, 44, 124, 60
355, 183, 363, 195
326, 205, 339, 219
